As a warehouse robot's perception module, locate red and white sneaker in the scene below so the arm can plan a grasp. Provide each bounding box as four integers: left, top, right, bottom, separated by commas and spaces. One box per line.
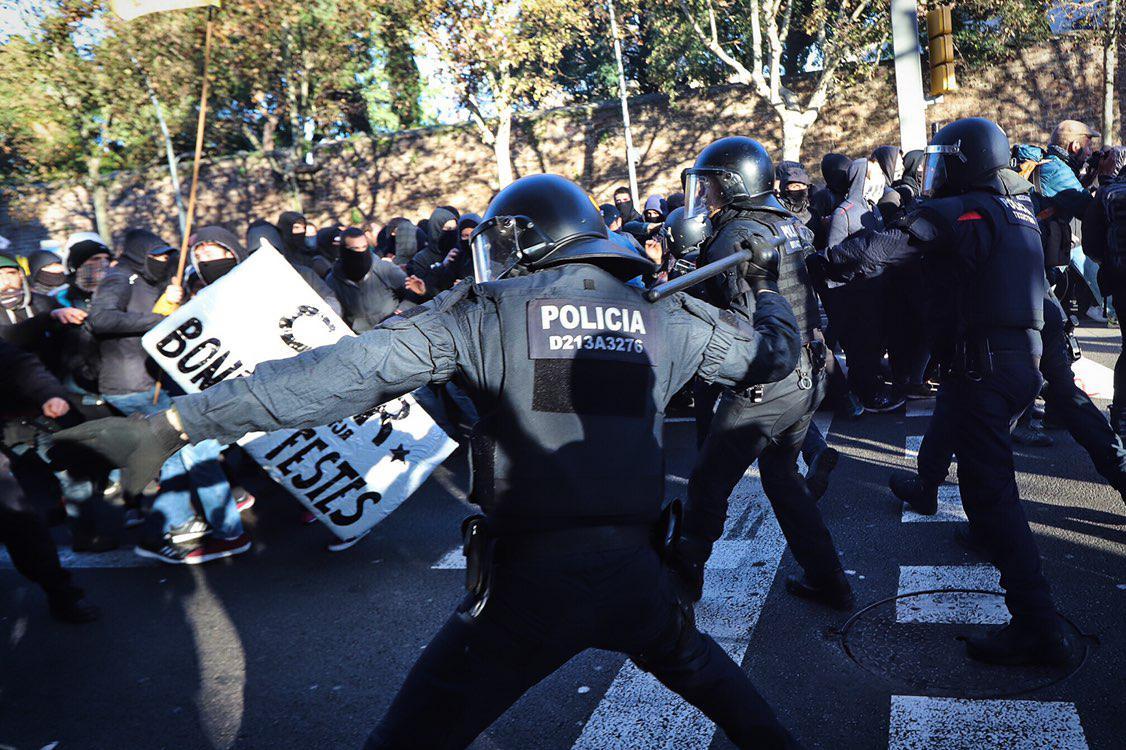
181, 533, 252, 564
236, 493, 255, 513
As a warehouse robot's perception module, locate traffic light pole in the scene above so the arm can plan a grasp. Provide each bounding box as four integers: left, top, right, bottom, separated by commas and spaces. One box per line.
891, 0, 928, 153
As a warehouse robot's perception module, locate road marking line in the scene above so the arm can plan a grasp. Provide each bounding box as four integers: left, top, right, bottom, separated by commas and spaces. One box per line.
902, 484, 967, 523
431, 546, 465, 570
571, 413, 832, 750
905, 435, 923, 461
888, 695, 1088, 750
0, 547, 157, 570
896, 565, 1006, 624
906, 400, 935, 418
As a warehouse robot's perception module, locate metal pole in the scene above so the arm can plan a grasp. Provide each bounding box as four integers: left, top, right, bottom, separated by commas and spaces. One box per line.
891, 0, 928, 152
607, 0, 640, 208
131, 55, 187, 238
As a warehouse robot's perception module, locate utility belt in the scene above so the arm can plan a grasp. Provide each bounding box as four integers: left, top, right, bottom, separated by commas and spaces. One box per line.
947, 328, 1039, 381
741, 338, 826, 403
460, 501, 683, 617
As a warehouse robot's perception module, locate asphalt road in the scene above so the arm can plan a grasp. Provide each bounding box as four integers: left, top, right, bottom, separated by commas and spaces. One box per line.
1, 322, 1122, 750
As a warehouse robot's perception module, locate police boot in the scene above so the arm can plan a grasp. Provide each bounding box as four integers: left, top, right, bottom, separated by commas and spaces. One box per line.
670, 536, 711, 603
46, 585, 100, 624
785, 568, 854, 611
888, 470, 938, 515
965, 616, 1075, 667
806, 447, 840, 502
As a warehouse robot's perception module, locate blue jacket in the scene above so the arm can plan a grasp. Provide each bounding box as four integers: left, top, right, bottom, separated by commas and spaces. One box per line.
1013, 143, 1092, 221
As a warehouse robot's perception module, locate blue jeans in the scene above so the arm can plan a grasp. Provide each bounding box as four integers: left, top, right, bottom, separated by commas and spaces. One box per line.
104, 389, 242, 540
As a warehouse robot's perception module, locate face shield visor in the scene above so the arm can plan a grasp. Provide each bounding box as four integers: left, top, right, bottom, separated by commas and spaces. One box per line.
922, 142, 966, 197
682, 169, 739, 220
469, 215, 553, 283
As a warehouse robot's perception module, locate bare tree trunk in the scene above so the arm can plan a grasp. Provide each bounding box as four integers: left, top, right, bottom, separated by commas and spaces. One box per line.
778, 109, 812, 162
1105, 0, 1119, 145
494, 108, 514, 188
86, 157, 110, 239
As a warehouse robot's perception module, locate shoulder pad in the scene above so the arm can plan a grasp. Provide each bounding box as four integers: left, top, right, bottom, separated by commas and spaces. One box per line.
899, 201, 961, 246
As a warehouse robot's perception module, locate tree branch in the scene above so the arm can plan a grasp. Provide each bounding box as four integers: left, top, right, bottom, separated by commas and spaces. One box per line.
679, 0, 758, 88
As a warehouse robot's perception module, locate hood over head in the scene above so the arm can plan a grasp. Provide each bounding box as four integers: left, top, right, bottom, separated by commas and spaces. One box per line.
871, 145, 901, 183
427, 206, 459, 247
27, 249, 63, 279
391, 217, 420, 265
902, 149, 925, 181
456, 213, 481, 246
190, 225, 247, 285
247, 219, 285, 254
316, 225, 343, 261
644, 194, 667, 217
122, 228, 177, 277
821, 153, 852, 197
277, 211, 308, 253
845, 158, 869, 202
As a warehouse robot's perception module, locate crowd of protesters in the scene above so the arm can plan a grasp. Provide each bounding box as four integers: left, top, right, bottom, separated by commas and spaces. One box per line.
0, 116, 1121, 623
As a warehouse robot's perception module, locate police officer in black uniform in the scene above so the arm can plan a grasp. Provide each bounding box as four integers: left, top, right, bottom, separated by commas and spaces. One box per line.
55, 174, 806, 749
675, 137, 852, 609
891, 118, 1074, 666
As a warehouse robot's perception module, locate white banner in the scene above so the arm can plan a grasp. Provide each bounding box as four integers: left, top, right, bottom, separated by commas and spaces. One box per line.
141, 243, 456, 540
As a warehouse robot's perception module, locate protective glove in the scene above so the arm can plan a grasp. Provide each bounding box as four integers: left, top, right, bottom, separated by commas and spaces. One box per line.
52, 411, 188, 496
738, 235, 781, 295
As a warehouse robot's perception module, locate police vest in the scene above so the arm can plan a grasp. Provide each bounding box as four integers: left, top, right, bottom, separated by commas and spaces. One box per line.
922, 191, 1046, 331
468, 263, 667, 530
703, 211, 819, 344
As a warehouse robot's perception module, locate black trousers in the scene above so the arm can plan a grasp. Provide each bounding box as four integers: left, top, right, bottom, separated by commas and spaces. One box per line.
919, 303, 1126, 492
821, 278, 888, 400
886, 262, 931, 385
0, 450, 72, 596
917, 353, 1056, 623
684, 358, 843, 580
364, 542, 798, 750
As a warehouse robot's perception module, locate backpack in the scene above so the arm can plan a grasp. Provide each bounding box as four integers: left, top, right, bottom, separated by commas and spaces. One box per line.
1102, 178, 1126, 273
1012, 145, 1071, 267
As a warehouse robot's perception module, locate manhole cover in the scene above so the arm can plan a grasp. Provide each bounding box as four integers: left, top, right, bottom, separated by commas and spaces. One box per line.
838, 589, 1091, 698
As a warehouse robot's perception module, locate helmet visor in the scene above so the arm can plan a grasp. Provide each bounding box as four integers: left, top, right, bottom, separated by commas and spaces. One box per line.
683, 171, 719, 220
469, 215, 552, 283
922, 142, 966, 197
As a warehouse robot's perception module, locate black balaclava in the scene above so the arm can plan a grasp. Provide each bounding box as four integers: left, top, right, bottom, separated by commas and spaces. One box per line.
191, 225, 247, 286
122, 228, 177, 284
775, 161, 812, 215
316, 226, 343, 262
28, 249, 66, 294
277, 211, 308, 255
428, 207, 459, 251
614, 190, 635, 222
67, 239, 111, 293
340, 229, 374, 282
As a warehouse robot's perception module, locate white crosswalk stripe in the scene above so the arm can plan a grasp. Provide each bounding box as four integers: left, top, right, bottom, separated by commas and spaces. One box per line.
888, 695, 1089, 750
895, 565, 1006, 624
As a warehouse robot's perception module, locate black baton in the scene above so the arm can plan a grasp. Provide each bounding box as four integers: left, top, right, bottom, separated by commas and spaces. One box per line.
644, 235, 785, 302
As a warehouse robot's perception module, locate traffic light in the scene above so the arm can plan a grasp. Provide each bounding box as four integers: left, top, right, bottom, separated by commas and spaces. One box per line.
927, 5, 957, 97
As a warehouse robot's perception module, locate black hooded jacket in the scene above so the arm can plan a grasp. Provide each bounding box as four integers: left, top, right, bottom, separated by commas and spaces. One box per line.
326, 251, 410, 333
247, 220, 342, 316
88, 228, 175, 395
894, 149, 925, 207
276, 211, 316, 270
871, 145, 904, 223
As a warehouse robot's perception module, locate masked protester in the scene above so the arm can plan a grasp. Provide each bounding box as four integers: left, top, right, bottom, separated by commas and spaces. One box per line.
277, 211, 316, 270
895, 149, 926, 207
612, 185, 641, 224
27, 250, 67, 296
775, 160, 815, 229
0, 254, 81, 361
389, 217, 424, 267
643, 194, 667, 223
247, 219, 342, 316
870, 146, 906, 225
327, 227, 411, 333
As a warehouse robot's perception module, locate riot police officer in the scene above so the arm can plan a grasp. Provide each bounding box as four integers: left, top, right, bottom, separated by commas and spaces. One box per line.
893, 117, 1074, 666
55, 174, 806, 749
675, 137, 851, 609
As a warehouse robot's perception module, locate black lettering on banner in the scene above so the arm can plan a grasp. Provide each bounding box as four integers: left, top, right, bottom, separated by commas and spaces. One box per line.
313, 477, 366, 514
156, 318, 203, 358
526, 299, 657, 365
306, 461, 360, 501
291, 451, 342, 490
276, 437, 328, 476
327, 491, 382, 526
264, 429, 316, 461
178, 338, 222, 373
190, 352, 244, 390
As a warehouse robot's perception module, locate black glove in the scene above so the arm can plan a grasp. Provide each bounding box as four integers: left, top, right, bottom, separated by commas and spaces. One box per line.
52, 412, 188, 496
738, 235, 781, 294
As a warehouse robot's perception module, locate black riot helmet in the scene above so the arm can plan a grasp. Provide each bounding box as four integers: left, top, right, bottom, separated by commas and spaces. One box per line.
683, 136, 779, 218
922, 117, 1011, 197
470, 173, 656, 283
661, 206, 712, 257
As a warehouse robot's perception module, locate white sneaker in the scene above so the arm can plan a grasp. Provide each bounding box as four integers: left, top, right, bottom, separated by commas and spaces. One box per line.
1086, 305, 1108, 323
326, 527, 373, 553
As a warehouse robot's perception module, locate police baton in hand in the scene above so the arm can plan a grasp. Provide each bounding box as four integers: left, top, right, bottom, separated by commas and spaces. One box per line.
644, 235, 784, 302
